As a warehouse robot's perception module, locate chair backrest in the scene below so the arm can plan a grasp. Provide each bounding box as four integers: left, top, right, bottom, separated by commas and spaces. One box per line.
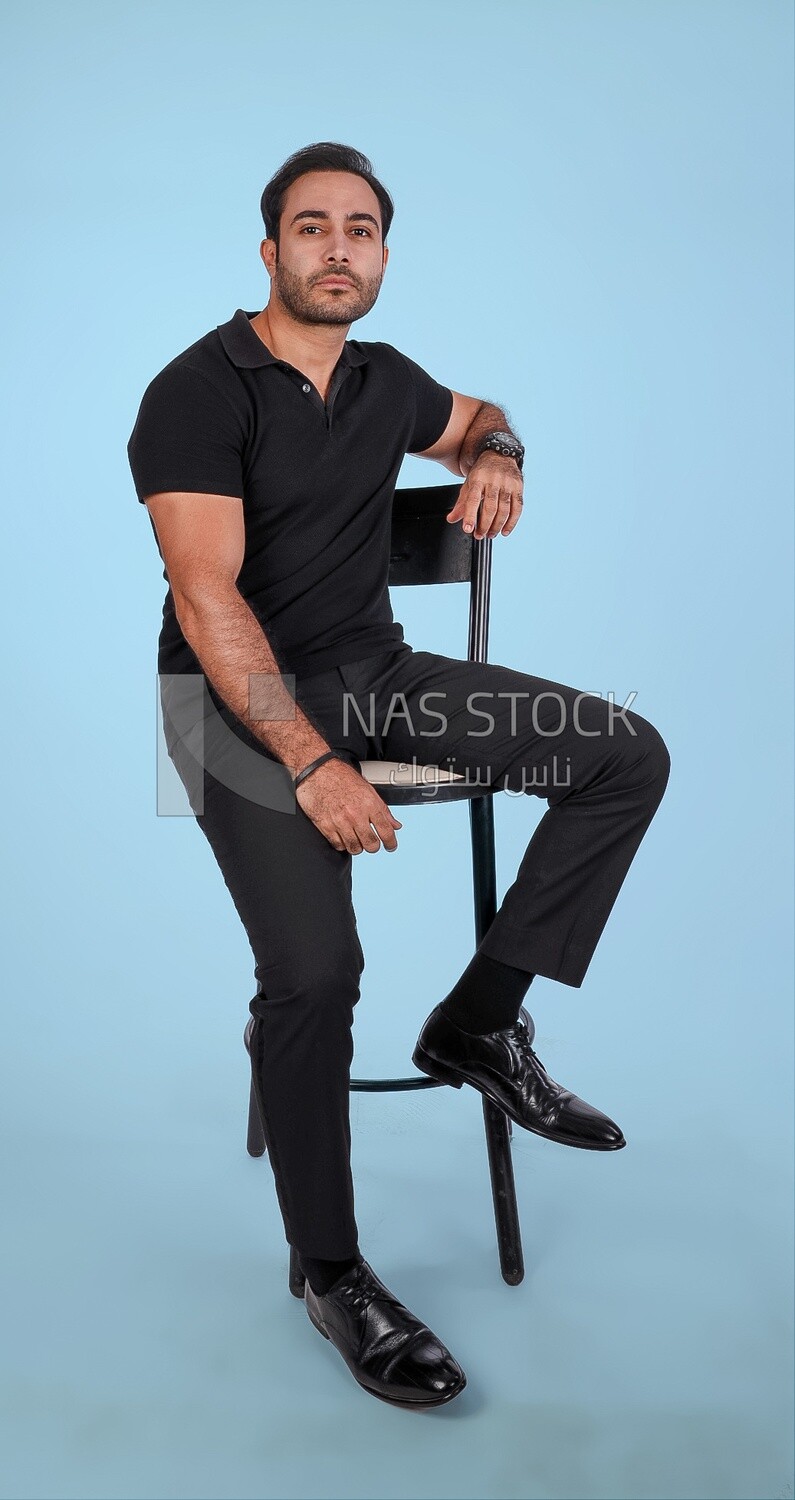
389, 484, 493, 664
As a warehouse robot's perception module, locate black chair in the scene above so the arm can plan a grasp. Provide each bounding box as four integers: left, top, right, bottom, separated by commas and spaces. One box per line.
244, 483, 529, 1296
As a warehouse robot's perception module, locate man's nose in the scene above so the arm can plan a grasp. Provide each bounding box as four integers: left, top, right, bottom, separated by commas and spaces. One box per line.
323, 229, 350, 262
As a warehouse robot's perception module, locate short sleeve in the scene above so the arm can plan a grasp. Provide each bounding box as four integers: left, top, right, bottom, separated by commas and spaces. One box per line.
127, 362, 245, 503
398, 351, 454, 454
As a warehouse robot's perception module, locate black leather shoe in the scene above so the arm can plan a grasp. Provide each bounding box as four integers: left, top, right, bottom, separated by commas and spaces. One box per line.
412, 1005, 626, 1151
303, 1258, 466, 1409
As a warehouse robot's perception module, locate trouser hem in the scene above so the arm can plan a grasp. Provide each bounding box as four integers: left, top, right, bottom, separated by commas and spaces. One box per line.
478, 922, 593, 989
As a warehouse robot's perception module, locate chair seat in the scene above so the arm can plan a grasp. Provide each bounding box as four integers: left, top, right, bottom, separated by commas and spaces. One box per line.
359, 759, 498, 805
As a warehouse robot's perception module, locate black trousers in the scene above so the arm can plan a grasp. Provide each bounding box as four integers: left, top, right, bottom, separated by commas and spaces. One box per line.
162, 643, 671, 1259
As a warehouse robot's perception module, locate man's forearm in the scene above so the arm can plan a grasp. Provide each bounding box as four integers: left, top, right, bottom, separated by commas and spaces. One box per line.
457, 402, 520, 476
177, 586, 332, 774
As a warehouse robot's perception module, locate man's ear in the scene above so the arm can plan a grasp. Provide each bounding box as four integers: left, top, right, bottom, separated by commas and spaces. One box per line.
382, 244, 389, 274
260, 238, 277, 277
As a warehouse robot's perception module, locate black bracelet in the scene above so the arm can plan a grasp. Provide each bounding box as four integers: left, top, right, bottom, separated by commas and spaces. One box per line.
293, 750, 340, 789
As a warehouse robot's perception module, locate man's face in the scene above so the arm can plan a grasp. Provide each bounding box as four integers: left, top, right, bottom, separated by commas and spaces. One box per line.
262, 170, 388, 327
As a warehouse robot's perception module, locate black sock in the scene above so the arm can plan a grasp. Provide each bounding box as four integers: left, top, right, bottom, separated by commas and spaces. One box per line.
439, 951, 535, 1035
299, 1252, 362, 1296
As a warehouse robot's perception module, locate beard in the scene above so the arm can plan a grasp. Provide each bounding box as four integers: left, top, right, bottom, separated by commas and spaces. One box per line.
272, 254, 383, 327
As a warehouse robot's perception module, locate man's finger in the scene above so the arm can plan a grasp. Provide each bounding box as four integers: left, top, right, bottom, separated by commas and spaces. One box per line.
445, 491, 471, 523
502, 493, 524, 535
355, 820, 383, 853
486, 493, 513, 539
326, 817, 362, 854
371, 812, 400, 851
473, 482, 503, 539
457, 483, 485, 534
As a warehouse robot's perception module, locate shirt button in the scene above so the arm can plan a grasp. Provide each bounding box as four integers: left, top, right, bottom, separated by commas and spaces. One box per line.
302, 382, 311, 393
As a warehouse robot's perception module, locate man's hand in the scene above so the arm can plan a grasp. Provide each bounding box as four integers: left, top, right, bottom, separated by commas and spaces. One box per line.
446, 453, 524, 540
295, 757, 403, 854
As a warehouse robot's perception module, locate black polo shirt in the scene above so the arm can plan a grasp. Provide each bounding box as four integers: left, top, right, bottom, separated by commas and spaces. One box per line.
127, 308, 454, 687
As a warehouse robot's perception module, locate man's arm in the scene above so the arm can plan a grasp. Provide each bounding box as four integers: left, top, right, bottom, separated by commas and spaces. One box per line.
145, 491, 332, 774
145, 490, 402, 855
413, 393, 524, 540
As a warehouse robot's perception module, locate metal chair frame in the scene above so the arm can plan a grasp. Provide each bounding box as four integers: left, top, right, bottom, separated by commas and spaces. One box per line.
244, 483, 525, 1292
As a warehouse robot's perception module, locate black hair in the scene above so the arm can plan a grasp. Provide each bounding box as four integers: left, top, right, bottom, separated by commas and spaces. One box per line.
260, 142, 394, 248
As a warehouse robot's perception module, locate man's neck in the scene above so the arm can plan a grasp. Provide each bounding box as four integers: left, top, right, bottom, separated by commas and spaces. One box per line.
249, 304, 349, 395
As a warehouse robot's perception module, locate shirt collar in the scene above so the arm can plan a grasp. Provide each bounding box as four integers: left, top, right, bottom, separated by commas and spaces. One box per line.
217, 307, 370, 370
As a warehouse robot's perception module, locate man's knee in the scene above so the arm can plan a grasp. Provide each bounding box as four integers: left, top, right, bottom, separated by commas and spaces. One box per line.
310, 944, 364, 1008
624, 712, 672, 800
268, 932, 365, 1017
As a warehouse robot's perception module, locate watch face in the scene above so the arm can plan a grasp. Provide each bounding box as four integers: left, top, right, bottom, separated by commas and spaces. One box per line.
480, 432, 524, 467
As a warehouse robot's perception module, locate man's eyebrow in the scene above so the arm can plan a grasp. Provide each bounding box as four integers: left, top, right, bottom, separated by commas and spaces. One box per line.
290, 209, 380, 229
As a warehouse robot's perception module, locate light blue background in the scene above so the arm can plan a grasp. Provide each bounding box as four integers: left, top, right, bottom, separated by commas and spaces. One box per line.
1, 1, 792, 1497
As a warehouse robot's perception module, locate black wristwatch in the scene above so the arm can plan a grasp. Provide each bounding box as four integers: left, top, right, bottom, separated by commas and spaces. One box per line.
475, 430, 525, 472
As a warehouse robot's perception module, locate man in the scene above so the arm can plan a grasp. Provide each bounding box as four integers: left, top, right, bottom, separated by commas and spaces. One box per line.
127, 141, 670, 1411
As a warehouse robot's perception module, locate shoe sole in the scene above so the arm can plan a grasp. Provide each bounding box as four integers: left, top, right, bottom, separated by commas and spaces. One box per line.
412, 1042, 626, 1152
305, 1301, 467, 1410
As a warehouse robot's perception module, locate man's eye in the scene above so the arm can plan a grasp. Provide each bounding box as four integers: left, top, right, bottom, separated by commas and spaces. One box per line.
299, 224, 371, 236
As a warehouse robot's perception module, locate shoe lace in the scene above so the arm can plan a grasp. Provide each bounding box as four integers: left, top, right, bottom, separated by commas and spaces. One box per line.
509, 1016, 547, 1074
336, 1264, 396, 1316
507, 1016, 572, 1120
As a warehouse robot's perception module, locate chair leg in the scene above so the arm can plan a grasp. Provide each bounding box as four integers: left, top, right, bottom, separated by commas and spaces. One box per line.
482, 1097, 524, 1286
244, 1017, 304, 1299
246, 1077, 266, 1158
243, 1017, 267, 1157
289, 1245, 306, 1298
469, 794, 525, 1285
469, 796, 498, 936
